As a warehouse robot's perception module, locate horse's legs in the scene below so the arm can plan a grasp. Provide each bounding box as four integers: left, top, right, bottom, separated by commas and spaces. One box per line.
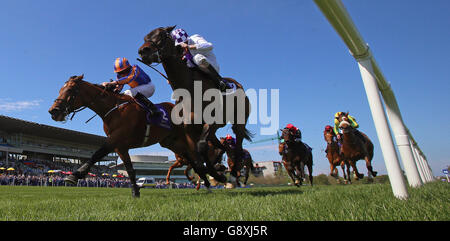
365, 156, 378, 178
283, 161, 296, 185
297, 161, 305, 186
166, 160, 184, 185
243, 165, 250, 186
183, 128, 211, 189
65, 144, 113, 185
345, 162, 352, 184
307, 155, 313, 186
198, 124, 226, 183
330, 163, 337, 178
350, 160, 364, 180
116, 148, 140, 198
231, 124, 248, 176
185, 164, 194, 182
340, 161, 347, 183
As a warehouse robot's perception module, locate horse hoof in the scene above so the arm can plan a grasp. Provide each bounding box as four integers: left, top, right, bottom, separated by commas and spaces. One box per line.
132, 191, 140, 198
64, 175, 78, 185
225, 183, 235, 189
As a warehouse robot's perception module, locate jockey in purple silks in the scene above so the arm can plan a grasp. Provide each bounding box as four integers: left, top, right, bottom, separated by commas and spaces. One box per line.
170, 28, 227, 92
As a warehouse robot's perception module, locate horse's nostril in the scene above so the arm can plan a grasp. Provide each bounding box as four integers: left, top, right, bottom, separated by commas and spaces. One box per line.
139, 46, 150, 56
49, 108, 59, 115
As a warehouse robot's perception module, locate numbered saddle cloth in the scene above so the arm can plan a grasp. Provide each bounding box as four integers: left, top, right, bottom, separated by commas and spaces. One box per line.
148, 104, 172, 130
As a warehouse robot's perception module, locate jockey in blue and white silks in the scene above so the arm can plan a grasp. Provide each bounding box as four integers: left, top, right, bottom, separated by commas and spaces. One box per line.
170, 28, 227, 91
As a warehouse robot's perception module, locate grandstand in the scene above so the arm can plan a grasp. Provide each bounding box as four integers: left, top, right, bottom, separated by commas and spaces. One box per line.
0, 115, 118, 173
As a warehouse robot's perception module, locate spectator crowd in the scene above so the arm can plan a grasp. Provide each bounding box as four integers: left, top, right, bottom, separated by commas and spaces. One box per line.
0, 157, 209, 189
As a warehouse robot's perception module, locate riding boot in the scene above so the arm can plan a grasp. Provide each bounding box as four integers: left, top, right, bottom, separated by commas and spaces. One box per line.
135, 92, 161, 117
204, 65, 227, 92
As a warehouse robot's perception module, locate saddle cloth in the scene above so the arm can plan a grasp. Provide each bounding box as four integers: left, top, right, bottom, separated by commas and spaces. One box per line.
135, 100, 172, 130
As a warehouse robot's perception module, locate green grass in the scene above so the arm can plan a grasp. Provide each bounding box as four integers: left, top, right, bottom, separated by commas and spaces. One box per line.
0, 182, 448, 221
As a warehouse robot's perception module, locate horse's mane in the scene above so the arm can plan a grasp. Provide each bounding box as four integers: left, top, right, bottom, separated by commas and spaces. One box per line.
77, 79, 132, 102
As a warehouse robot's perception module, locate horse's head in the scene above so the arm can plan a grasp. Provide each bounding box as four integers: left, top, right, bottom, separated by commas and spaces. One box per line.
138, 25, 182, 65
281, 128, 294, 144
323, 126, 335, 144
338, 112, 353, 134
48, 75, 85, 122
336, 111, 349, 123
278, 141, 285, 156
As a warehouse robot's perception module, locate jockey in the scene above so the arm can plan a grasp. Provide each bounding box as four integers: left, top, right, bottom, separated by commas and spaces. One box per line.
324, 125, 337, 142
333, 112, 364, 142
170, 28, 227, 92
285, 124, 302, 142
224, 134, 236, 149
102, 57, 160, 116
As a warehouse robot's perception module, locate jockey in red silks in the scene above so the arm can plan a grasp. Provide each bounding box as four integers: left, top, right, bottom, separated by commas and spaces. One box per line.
170, 28, 227, 92
224, 134, 236, 149
102, 57, 160, 116
285, 123, 302, 142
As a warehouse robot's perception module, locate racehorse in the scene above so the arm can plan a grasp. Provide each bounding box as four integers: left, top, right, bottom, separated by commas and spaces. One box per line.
323, 127, 351, 183
279, 128, 313, 186
138, 26, 253, 188
48, 75, 216, 197
337, 112, 377, 179
220, 137, 255, 187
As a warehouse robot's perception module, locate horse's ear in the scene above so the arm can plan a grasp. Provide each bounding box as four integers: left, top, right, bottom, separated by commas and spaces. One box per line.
73, 74, 83, 82
165, 25, 176, 33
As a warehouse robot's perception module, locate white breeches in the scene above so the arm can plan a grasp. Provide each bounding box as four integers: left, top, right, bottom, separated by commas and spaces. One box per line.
124, 82, 155, 98
189, 54, 220, 73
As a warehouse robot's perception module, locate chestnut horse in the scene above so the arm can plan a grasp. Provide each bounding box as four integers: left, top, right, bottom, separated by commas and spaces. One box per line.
279, 128, 313, 186
323, 127, 351, 183
138, 26, 253, 188
49, 75, 215, 197
220, 137, 255, 187
337, 112, 377, 179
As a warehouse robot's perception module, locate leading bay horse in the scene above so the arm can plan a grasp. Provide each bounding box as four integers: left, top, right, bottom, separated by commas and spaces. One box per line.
49, 75, 215, 197
337, 112, 377, 179
279, 128, 313, 186
138, 26, 253, 188
323, 126, 351, 183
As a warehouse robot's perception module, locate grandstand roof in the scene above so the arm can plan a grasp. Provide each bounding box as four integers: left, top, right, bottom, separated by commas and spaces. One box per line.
0, 115, 106, 146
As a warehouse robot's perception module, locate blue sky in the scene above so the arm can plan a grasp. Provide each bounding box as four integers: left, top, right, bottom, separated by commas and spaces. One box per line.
0, 0, 449, 177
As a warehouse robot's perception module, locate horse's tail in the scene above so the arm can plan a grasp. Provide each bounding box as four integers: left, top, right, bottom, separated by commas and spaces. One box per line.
242, 127, 254, 142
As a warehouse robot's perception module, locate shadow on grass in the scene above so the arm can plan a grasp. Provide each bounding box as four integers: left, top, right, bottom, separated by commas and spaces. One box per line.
144, 186, 306, 198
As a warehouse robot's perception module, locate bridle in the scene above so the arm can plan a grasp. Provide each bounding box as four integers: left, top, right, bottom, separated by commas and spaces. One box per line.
52, 80, 108, 121
53, 82, 87, 121
142, 29, 186, 66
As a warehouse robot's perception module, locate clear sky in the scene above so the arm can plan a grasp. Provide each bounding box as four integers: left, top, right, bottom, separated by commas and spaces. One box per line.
1, 0, 449, 177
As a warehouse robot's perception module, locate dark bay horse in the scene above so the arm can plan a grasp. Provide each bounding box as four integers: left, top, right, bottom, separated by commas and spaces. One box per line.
220, 137, 255, 187
323, 127, 351, 183
49, 75, 216, 197
279, 128, 313, 186
138, 26, 253, 188
337, 112, 377, 179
